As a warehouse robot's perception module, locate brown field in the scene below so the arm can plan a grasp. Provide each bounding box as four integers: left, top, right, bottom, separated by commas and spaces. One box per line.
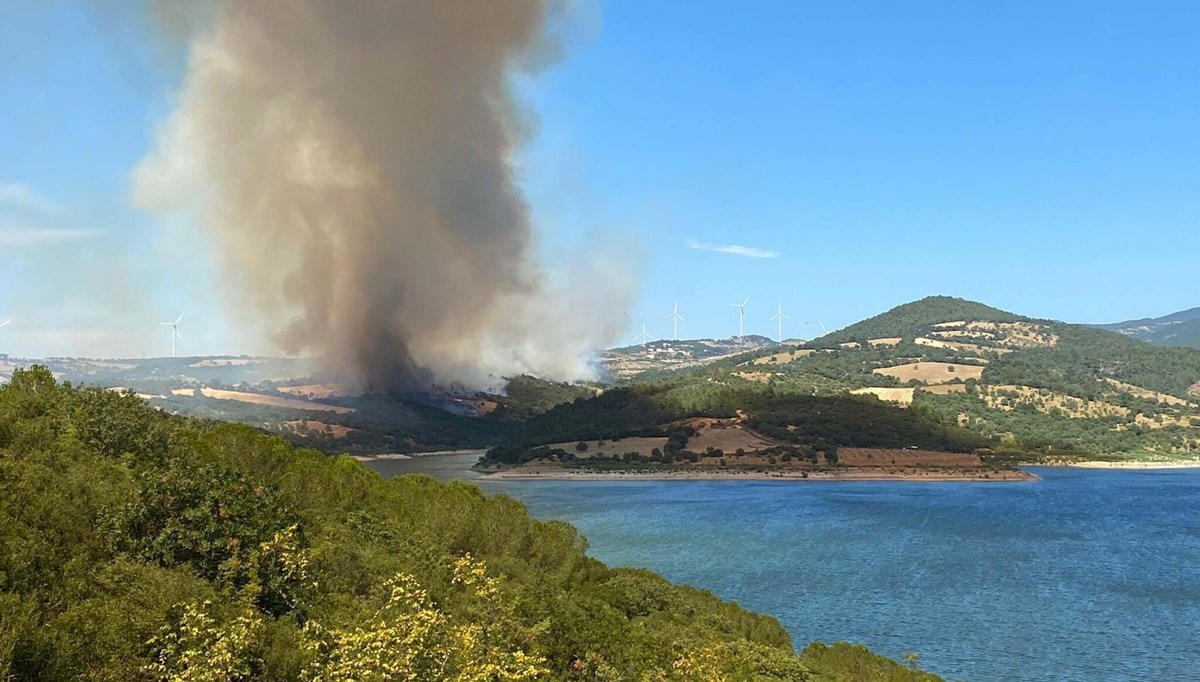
867, 337, 902, 347
838, 341, 861, 349
1192, 381, 1200, 397
921, 384, 967, 395
836, 448, 983, 468
170, 387, 355, 413
682, 418, 781, 454
980, 385, 1128, 419
850, 387, 915, 405
189, 358, 252, 367
277, 383, 351, 399
930, 320, 967, 329
546, 436, 669, 459
752, 349, 814, 366
873, 361, 985, 385
285, 420, 355, 438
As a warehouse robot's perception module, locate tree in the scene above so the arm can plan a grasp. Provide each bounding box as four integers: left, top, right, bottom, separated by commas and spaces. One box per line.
575, 441, 589, 452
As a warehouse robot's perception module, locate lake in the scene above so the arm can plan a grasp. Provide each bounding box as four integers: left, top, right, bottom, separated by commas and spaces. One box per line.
365, 456, 1200, 682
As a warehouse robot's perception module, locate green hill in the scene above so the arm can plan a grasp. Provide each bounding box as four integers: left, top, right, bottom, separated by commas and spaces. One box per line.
0, 367, 941, 681
627, 297, 1200, 461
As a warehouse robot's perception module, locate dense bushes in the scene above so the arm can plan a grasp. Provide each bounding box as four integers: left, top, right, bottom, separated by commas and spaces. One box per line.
0, 367, 941, 680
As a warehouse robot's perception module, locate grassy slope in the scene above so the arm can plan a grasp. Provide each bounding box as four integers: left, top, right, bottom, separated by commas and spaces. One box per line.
0, 367, 942, 681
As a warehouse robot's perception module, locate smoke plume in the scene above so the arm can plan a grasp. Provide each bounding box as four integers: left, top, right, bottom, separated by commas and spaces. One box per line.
135, 0, 631, 391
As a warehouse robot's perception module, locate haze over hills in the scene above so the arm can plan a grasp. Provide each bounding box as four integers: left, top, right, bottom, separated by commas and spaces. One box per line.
1096, 307, 1200, 348
4, 296, 1199, 462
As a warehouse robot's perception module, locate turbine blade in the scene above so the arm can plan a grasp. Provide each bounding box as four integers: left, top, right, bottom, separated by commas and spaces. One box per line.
175, 313, 184, 324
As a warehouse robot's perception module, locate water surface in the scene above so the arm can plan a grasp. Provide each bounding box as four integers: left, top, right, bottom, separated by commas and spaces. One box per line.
365, 457, 1200, 682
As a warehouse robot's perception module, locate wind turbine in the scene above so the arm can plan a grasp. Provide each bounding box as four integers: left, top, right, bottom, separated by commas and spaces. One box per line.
160, 314, 183, 358
806, 320, 828, 336
770, 304, 789, 343
634, 323, 653, 347
665, 302, 685, 341
0, 319, 9, 329
729, 297, 749, 340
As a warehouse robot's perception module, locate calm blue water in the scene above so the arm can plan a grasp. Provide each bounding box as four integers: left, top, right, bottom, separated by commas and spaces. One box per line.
365, 457, 1200, 682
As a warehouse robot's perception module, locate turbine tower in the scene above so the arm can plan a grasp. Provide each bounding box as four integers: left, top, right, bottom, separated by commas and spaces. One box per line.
160, 314, 183, 358
770, 304, 789, 343
665, 302, 685, 341
634, 323, 653, 347
729, 297, 749, 340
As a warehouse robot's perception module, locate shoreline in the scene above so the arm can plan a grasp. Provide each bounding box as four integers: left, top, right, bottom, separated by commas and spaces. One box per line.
480, 466, 1037, 483
1056, 460, 1200, 470
354, 448, 488, 462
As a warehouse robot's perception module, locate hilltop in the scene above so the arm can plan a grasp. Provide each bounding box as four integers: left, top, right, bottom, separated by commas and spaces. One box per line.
618, 296, 1200, 462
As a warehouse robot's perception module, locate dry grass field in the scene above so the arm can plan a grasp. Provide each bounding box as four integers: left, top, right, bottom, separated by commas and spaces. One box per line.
284, 419, 355, 438
1104, 378, 1194, 407
682, 418, 781, 453
980, 385, 1128, 419
921, 384, 967, 395
277, 383, 351, 399
873, 361, 985, 385
546, 436, 669, 459
732, 371, 773, 384
1192, 380, 1200, 397
850, 387, 916, 405
867, 337, 902, 347
171, 387, 355, 413
915, 337, 1012, 355
836, 448, 983, 467
751, 349, 814, 366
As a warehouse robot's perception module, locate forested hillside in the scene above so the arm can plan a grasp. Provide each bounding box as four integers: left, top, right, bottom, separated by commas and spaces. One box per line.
0, 367, 941, 681
484, 385, 993, 465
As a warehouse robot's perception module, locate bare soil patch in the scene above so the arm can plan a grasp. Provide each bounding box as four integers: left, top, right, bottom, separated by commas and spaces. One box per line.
682, 418, 781, 454
751, 349, 814, 366
874, 361, 984, 385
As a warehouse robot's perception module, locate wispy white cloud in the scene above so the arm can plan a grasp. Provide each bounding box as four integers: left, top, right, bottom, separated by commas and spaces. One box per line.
0, 183, 66, 215
0, 225, 105, 246
686, 239, 780, 259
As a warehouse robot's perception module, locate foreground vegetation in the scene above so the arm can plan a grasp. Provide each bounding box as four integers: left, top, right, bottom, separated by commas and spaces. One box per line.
0, 368, 942, 681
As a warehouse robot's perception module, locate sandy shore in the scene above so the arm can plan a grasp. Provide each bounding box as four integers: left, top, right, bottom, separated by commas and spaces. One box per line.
1064, 460, 1200, 470
482, 467, 1036, 483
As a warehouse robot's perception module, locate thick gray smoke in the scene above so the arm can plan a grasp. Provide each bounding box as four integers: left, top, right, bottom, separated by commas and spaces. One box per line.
135, 0, 632, 391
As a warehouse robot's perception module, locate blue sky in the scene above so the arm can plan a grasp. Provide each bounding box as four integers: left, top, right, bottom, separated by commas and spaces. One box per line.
3, 1, 1199, 356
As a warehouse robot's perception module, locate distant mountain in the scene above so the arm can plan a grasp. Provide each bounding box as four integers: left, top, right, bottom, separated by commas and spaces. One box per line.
1096, 307, 1200, 348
